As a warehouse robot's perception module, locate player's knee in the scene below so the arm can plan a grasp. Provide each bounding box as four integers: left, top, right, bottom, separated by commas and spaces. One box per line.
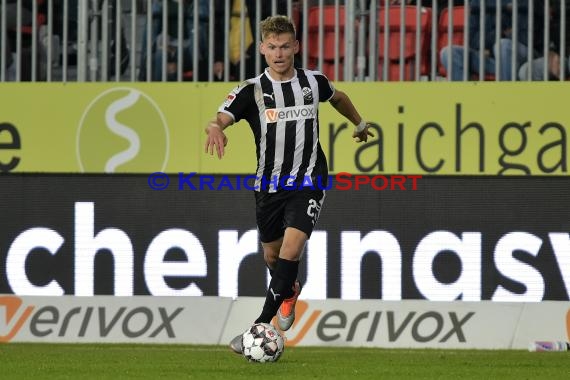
278, 240, 306, 261
264, 250, 279, 269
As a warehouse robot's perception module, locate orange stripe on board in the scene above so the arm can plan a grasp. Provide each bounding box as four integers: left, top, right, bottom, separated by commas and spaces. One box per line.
271, 301, 322, 347
0, 297, 34, 343
0, 296, 23, 322
285, 310, 321, 346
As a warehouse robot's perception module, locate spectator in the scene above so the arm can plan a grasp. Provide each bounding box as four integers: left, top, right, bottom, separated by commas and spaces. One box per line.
439, 0, 544, 81
0, 0, 44, 81
518, 0, 570, 81
52, 0, 129, 78
138, 0, 219, 81
497, 1, 546, 80
52, 0, 78, 66
219, 0, 289, 81
0, 1, 19, 80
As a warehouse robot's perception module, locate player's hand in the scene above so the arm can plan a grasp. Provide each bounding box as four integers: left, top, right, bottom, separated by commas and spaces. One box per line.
352, 122, 374, 143
204, 120, 228, 159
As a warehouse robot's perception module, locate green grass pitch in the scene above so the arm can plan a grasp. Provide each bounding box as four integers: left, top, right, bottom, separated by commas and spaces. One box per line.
0, 344, 568, 379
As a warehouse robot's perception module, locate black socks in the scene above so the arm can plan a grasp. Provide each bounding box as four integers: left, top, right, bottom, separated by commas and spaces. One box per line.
266, 263, 275, 278
255, 258, 299, 324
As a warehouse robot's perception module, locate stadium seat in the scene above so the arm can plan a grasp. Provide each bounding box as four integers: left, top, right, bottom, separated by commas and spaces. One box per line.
321, 61, 340, 80
307, 5, 347, 80
377, 5, 432, 81
306, 57, 344, 80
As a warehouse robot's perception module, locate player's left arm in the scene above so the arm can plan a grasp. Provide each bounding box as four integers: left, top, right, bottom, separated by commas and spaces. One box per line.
328, 90, 374, 143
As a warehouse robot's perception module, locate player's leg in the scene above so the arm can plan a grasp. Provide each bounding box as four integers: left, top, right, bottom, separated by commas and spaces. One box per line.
230, 189, 325, 353
274, 188, 326, 330
254, 227, 307, 324
229, 191, 287, 354
262, 237, 282, 276
253, 189, 304, 324
230, 248, 288, 354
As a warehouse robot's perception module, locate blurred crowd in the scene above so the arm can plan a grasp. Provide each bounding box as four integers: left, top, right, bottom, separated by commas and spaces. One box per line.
0, 0, 568, 82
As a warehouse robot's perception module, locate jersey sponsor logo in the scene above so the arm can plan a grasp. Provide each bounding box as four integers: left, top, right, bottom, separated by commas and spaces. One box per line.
223, 93, 236, 108
265, 109, 279, 123
264, 105, 316, 123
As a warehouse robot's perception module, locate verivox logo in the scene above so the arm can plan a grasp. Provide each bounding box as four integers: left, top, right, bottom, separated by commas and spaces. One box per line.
264, 105, 315, 123
76, 87, 169, 173
0, 296, 184, 342
0, 296, 34, 342
273, 301, 475, 347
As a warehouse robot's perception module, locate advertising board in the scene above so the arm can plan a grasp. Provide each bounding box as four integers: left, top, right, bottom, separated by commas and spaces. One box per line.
1, 174, 568, 301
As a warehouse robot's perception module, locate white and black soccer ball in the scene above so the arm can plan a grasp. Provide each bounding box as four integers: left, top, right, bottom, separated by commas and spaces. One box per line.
241, 323, 284, 363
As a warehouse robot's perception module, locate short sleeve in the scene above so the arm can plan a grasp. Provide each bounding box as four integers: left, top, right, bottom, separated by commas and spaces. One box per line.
315, 73, 335, 102
217, 81, 255, 122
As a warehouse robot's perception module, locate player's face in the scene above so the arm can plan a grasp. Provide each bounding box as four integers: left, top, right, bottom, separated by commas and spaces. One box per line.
260, 32, 299, 80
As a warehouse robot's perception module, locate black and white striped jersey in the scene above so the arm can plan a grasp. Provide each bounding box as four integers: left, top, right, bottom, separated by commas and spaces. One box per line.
218, 68, 335, 192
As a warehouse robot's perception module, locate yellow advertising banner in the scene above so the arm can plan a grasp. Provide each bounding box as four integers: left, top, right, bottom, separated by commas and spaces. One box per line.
0, 82, 568, 175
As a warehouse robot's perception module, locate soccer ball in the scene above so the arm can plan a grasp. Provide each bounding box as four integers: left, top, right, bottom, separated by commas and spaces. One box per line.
241, 323, 284, 363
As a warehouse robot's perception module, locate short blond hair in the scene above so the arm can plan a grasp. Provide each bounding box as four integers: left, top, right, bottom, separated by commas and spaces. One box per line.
260, 15, 296, 40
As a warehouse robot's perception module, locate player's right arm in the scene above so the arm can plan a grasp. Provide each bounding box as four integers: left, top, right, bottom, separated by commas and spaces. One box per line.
205, 80, 254, 159
205, 112, 233, 159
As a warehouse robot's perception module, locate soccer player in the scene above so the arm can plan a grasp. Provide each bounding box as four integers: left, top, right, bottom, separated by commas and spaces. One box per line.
204, 15, 373, 353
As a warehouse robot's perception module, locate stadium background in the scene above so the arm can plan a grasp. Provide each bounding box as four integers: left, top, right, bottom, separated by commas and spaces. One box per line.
1, 1, 569, 349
